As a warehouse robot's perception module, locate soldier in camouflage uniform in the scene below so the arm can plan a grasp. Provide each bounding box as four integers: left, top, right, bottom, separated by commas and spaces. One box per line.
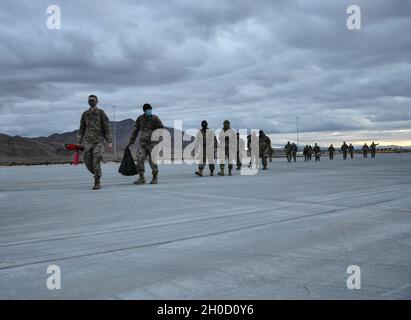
292, 143, 298, 162
370, 142, 379, 158
247, 131, 259, 168
78, 95, 113, 190
236, 132, 246, 170
328, 144, 335, 160
362, 143, 369, 158
313, 143, 321, 161
349, 144, 355, 159
341, 142, 349, 160
127, 103, 164, 185
284, 141, 293, 162
303, 145, 309, 162
218, 120, 236, 176
259, 130, 271, 170
194, 120, 215, 176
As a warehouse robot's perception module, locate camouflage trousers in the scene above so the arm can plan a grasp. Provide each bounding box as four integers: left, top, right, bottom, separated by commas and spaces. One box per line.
136, 141, 158, 175
219, 149, 234, 171
198, 148, 215, 172
260, 147, 270, 168
84, 144, 103, 178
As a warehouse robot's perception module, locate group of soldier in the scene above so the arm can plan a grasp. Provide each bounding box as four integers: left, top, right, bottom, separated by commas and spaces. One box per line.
78, 95, 380, 190
282, 141, 380, 163
193, 121, 273, 177
78, 96, 273, 189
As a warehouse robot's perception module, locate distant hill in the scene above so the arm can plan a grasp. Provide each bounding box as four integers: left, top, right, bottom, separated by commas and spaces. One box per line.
0, 119, 193, 165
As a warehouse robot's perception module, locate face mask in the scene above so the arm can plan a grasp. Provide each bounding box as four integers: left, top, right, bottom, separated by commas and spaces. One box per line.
88, 100, 97, 107
145, 110, 152, 116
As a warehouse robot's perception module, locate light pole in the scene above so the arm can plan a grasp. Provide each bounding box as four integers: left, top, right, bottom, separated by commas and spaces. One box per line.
112, 106, 117, 162
296, 116, 300, 149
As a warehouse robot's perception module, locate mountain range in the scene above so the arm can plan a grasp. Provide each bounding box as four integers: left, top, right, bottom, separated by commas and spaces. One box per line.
0, 119, 192, 165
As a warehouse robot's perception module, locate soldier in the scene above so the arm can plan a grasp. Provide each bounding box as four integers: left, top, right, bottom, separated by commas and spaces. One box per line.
127, 103, 164, 184
328, 144, 335, 160
247, 131, 259, 168
284, 141, 293, 163
194, 120, 215, 176
362, 143, 369, 158
236, 132, 245, 170
78, 95, 113, 190
303, 145, 309, 162
341, 141, 349, 160
349, 144, 355, 159
259, 130, 271, 170
292, 143, 298, 162
313, 143, 321, 161
370, 142, 379, 158
308, 145, 313, 161
218, 120, 236, 176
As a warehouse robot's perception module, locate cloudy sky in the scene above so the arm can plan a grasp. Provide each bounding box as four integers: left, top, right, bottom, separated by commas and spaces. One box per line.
0, 0, 410, 145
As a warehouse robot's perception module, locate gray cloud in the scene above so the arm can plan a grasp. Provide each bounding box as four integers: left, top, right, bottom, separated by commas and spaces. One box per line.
0, 0, 410, 144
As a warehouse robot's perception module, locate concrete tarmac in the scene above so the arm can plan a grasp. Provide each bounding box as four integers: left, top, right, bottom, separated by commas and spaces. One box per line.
0, 153, 410, 299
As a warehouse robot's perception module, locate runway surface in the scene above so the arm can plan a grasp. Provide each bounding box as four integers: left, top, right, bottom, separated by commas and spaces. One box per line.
0, 153, 410, 299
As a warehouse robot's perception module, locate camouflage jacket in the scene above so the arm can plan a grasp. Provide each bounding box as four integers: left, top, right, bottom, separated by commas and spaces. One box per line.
129, 114, 164, 144
195, 128, 215, 152
259, 135, 271, 152
78, 107, 112, 145
284, 143, 293, 153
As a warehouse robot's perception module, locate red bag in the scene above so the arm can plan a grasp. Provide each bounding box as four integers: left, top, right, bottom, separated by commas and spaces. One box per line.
65, 144, 84, 152
73, 151, 80, 165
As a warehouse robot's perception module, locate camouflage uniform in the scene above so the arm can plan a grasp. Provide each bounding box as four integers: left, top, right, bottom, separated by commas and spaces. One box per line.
78, 108, 112, 179
362, 144, 369, 158
341, 143, 349, 160
303, 146, 309, 162
349, 144, 355, 159
313, 145, 321, 161
284, 142, 293, 162
195, 128, 215, 173
259, 134, 271, 169
247, 133, 259, 168
268, 147, 274, 162
292, 143, 298, 162
328, 145, 335, 160
129, 113, 164, 175
370, 143, 379, 158
218, 128, 236, 173
236, 136, 245, 170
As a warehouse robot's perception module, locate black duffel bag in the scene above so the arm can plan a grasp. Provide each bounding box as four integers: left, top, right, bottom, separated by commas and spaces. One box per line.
119, 146, 138, 176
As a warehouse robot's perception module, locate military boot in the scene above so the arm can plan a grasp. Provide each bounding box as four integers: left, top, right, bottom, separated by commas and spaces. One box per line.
218, 169, 224, 176
210, 170, 214, 176
134, 173, 146, 185
92, 177, 101, 190
150, 174, 158, 184
228, 168, 232, 176
195, 169, 203, 177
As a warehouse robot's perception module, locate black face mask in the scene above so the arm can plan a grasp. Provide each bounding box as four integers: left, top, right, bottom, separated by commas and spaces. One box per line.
88, 100, 97, 107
